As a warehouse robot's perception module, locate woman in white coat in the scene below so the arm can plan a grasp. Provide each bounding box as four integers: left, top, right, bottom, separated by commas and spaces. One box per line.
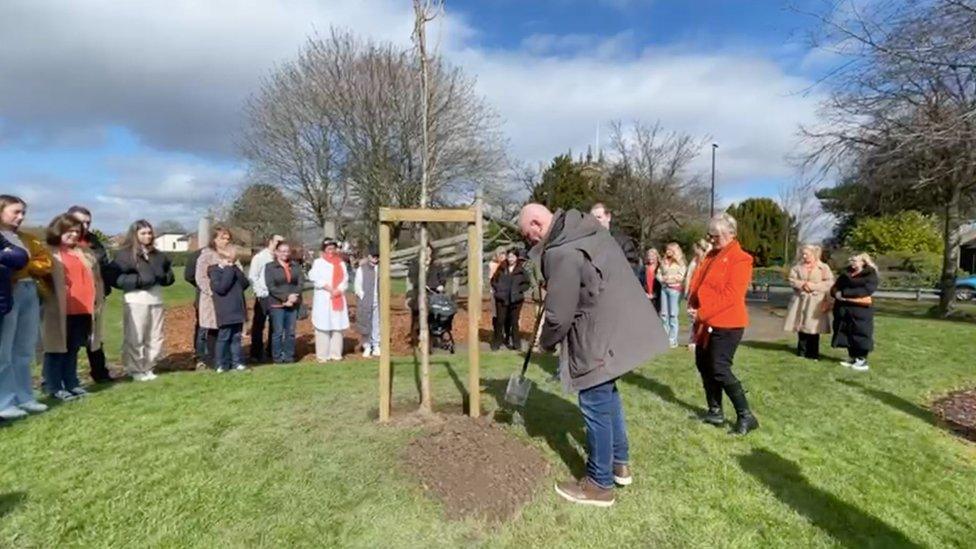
308, 239, 350, 361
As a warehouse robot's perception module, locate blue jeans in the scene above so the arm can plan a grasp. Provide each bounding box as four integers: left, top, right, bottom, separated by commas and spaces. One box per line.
268, 307, 297, 363
43, 314, 90, 394
0, 280, 42, 409
660, 287, 681, 345
215, 324, 244, 369
578, 379, 629, 489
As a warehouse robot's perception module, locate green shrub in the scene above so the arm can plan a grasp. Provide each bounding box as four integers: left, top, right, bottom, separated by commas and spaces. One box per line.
845, 211, 943, 255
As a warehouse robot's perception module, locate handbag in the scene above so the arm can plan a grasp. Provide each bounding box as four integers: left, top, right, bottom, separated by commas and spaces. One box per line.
819, 296, 834, 314
297, 303, 309, 320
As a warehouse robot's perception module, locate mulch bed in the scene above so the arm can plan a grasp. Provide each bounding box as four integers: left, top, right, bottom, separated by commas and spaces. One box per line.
156, 297, 539, 371
932, 388, 976, 443
401, 415, 550, 523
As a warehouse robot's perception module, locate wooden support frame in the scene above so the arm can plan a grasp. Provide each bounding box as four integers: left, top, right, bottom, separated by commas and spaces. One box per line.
377, 205, 482, 422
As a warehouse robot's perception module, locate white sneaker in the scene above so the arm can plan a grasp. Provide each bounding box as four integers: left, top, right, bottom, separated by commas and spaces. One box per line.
371, 347, 382, 357
52, 390, 78, 402
234, 364, 247, 371
216, 367, 227, 374
145, 371, 158, 381
70, 387, 89, 397
330, 355, 343, 361
840, 360, 854, 368
19, 401, 48, 413
362, 345, 372, 358
851, 358, 870, 371
0, 406, 29, 419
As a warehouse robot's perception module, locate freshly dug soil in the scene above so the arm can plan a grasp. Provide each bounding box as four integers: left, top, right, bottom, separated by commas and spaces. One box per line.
402, 415, 550, 523
932, 388, 976, 442
155, 296, 539, 371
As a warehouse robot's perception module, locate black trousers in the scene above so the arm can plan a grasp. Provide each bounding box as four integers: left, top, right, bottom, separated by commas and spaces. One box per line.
796, 332, 821, 359
86, 345, 111, 382
695, 328, 744, 409
249, 298, 274, 362
493, 300, 523, 349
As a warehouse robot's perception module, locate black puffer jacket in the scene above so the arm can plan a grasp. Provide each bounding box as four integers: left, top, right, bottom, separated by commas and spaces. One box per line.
831, 266, 879, 352
111, 247, 176, 293
209, 264, 250, 326
491, 263, 531, 305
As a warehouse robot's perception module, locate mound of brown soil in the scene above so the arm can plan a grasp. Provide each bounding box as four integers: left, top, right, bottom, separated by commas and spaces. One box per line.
402, 415, 550, 523
932, 388, 976, 442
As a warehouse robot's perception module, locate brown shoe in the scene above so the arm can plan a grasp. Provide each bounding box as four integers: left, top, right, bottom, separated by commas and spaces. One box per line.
613, 464, 632, 486
554, 477, 615, 507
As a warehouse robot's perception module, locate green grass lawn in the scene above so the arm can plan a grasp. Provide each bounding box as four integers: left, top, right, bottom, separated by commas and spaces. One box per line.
4, 287, 976, 546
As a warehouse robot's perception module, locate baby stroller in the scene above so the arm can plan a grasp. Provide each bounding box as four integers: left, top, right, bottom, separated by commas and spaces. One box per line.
427, 290, 457, 353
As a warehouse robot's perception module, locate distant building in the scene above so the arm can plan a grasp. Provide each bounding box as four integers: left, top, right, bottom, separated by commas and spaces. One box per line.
154, 233, 190, 253
957, 222, 976, 274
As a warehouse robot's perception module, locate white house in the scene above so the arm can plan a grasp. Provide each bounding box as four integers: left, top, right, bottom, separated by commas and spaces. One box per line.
154, 233, 189, 253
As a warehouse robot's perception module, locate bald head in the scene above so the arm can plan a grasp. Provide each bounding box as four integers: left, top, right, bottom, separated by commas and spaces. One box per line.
518, 203, 554, 245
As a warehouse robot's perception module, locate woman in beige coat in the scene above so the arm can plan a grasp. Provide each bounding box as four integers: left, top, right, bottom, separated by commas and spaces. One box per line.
783, 244, 834, 360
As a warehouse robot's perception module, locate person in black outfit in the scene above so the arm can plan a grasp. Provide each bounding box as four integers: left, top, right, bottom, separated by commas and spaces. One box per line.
67, 206, 119, 383
831, 253, 879, 372
490, 249, 531, 351
208, 245, 251, 372
407, 243, 449, 345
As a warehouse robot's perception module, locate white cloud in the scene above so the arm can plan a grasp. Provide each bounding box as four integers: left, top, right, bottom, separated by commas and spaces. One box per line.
4, 158, 243, 234
454, 44, 824, 185
1, 0, 827, 231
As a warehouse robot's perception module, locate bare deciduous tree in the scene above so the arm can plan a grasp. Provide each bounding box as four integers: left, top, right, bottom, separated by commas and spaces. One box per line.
241, 29, 505, 242
605, 120, 707, 251
799, 0, 976, 315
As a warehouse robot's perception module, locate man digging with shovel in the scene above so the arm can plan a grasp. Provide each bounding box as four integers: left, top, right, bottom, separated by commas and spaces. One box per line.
518, 203, 669, 507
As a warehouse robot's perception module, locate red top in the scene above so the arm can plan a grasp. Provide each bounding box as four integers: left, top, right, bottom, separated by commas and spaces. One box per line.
645, 265, 657, 295
61, 248, 95, 315
687, 240, 753, 329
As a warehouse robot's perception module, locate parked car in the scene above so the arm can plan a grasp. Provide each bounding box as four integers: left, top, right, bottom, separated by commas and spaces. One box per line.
957, 275, 976, 301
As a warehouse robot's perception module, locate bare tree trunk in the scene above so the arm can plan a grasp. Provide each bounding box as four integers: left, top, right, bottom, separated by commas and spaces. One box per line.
937, 179, 962, 316
413, 0, 440, 414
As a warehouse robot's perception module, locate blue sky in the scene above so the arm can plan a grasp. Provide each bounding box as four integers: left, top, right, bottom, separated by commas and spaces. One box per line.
0, 0, 836, 233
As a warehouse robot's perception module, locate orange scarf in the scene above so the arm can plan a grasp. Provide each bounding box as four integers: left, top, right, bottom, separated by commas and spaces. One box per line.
322, 251, 345, 311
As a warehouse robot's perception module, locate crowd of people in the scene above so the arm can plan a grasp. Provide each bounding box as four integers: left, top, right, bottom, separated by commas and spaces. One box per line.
516, 202, 881, 507
0, 192, 882, 512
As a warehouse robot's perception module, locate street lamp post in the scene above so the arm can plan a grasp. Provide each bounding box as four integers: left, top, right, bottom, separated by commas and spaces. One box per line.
710, 143, 718, 217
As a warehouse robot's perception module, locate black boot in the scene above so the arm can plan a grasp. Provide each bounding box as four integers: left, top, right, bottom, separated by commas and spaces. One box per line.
724, 382, 759, 436
701, 381, 725, 426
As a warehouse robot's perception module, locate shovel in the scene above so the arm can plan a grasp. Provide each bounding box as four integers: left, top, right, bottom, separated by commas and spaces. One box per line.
504, 305, 546, 408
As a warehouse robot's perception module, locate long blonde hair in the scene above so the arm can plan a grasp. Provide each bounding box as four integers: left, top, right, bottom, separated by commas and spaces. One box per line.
849, 252, 877, 271
663, 242, 686, 266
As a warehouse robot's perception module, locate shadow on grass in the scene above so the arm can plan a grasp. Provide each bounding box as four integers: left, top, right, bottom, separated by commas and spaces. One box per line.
482, 356, 586, 479
738, 449, 921, 548
836, 379, 936, 426
0, 491, 25, 519
620, 371, 701, 416
739, 340, 798, 355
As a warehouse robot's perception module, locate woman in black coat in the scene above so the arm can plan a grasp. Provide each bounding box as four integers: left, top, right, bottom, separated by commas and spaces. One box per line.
490, 249, 531, 351
111, 220, 175, 381
831, 253, 879, 371
208, 245, 250, 372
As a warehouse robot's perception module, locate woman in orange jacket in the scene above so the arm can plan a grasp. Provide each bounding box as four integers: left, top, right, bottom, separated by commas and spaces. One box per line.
687, 213, 759, 435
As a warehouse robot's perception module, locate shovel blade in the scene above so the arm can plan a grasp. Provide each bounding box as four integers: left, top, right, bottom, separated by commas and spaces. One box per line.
504, 373, 532, 406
